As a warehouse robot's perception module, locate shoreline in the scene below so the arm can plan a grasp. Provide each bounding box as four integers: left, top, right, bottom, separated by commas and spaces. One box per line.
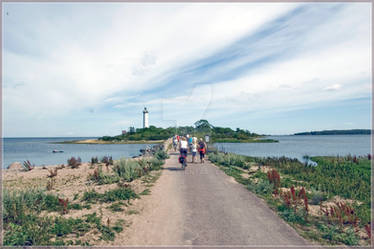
53, 139, 165, 144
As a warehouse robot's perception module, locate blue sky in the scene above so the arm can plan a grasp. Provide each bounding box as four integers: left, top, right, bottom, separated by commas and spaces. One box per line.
2, 2, 371, 137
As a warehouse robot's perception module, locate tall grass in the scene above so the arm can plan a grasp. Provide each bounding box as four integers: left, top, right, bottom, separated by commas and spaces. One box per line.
113, 159, 142, 182
208, 151, 371, 245
112, 156, 164, 182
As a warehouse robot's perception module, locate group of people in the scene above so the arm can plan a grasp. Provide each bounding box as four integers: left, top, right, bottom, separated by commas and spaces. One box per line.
172, 134, 207, 165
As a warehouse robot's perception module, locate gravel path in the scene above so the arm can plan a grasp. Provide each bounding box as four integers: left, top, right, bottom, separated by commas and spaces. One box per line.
124, 153, 311, 246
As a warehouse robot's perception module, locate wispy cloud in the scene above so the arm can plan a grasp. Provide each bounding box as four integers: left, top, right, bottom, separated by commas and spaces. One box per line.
3, 2, 371, 136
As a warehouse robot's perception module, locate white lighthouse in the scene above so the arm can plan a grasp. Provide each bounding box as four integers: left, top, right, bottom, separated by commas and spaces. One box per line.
143, 107, 149, 128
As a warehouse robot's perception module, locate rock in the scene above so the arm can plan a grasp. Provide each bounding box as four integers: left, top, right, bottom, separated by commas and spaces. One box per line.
7, 162, 23, 171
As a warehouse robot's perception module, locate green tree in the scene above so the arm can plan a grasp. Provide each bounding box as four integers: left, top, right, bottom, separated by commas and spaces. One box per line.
194, 120, 213, 132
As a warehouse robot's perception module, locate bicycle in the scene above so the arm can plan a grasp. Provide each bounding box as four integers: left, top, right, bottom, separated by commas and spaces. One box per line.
178, 149, 188, 169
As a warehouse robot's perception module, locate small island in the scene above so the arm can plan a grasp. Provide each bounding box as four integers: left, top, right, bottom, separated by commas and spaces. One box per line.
294, 129, 371, 136
61, 120, 278, 144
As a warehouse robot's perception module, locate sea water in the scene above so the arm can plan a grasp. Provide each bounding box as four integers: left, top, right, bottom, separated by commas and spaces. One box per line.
2, 137, 154, 168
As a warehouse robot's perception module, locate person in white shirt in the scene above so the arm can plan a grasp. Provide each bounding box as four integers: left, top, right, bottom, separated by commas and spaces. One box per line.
191, 141, 197, 163
179, 137, 188, 166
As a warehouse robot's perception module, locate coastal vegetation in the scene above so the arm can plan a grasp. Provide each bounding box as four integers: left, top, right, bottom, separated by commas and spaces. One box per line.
98, 120, 277, 143
208, 151, 371, 246
294, 129, 371, 135
3, 147, 168, 246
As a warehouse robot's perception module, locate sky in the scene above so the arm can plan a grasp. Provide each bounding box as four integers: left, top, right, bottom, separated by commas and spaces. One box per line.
2, 2, 372, 137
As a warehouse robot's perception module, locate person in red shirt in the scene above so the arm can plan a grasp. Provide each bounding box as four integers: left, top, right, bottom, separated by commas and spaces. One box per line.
198, 138, 207, 163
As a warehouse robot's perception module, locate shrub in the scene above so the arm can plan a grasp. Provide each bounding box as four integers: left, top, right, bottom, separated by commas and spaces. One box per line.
320, 201, 359, 227
46, 179, 54, 191
81, 187, 138, 203
310, 189, 327, 205
67, 157, 82, 168
267, 169, 281, 194
101, 156, 113, 166
147, 157, 163, 170
88, 166, 120, 185
101, 187, 138, 203
23, 160, 34, 171
47, 168, 58, 178
247, 179, 273, 196
108, 203, 124, 212
113, 159, 142, 182
91, 157, 99, 165
58, 198, 69, 214
81, 190, 102, 203
279, 207, 307, 225
154, 150, 169, 160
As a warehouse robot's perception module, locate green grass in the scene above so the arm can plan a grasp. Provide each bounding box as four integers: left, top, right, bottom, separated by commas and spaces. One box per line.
139, 189, 151, 195
3, 188, 64, 222
3, 208, 116, 246
88, 166, 120, 185
107, 202, 124, 212
126, 210, 140, 215
208, 151, 371, 246
81, 187, 138, 204
112, 156, 164, 183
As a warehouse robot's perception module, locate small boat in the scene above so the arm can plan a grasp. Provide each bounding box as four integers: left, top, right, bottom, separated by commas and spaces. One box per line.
52, 150, 64, 153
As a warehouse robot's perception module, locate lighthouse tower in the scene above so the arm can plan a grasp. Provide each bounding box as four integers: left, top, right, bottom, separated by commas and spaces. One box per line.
143, 107, 149, 128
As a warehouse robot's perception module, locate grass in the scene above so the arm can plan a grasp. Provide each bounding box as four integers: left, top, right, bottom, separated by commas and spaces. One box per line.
112, 154, 164, 183
208, 151, 371, 246
139, 189, 151, 195
81, 187, 138, 204
107, 202, 124, 212
88, 165, 120, 185
126, 210, 140, 215
3, 147, 166, 246
2, 188, 121, 246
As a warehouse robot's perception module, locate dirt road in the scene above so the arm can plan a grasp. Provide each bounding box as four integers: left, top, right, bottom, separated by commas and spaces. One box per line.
123, 153, 310, 246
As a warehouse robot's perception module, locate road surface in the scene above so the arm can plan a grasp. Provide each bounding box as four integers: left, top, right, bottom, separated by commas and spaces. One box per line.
123, 153, 311, 246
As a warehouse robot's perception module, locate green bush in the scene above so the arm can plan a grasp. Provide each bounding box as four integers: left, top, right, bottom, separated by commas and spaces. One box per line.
154, 150, 169, 160
82, 187, 138, 203
3, 188, 63, 224
88, 166, 120, 185
279, 207, 307, 225
108, 203, 124, 212
81, 190, 102, 203
147, 157, 164, 170
310, 188, 327, 205
101, 188, 138, 203
113, 159, 142, 182
247, 179, 273, 196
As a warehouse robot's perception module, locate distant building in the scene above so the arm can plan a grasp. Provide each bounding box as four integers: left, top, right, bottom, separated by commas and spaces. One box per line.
129, 126, 135, 133
122, 130, 127, 135
143, 107, 149, 128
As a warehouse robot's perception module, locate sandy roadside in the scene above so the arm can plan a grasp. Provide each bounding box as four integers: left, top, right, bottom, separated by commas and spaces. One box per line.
3, 139, 173, 246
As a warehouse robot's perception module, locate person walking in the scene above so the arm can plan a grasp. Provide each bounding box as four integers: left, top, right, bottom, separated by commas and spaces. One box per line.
188, 135, 193, 152
198, 138, 207, 163
173, 135, 178, 151
191, 141, 197, 163
179, 136, 188, 167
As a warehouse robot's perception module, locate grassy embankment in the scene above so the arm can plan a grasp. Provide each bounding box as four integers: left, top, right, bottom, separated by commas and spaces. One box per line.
3, 150, 169, 246
208, 151, 371, 246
